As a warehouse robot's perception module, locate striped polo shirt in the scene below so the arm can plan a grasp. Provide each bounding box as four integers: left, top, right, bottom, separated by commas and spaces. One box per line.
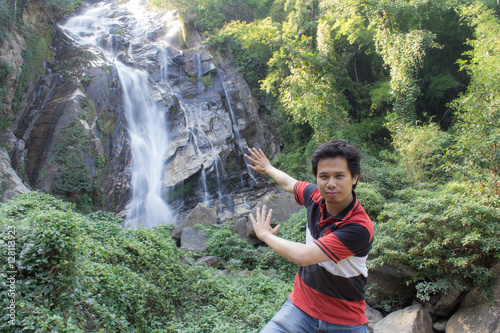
289, 181, 374, 325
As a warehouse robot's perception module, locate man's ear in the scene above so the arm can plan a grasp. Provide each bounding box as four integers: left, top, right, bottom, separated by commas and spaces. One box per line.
352, 174, 359, 187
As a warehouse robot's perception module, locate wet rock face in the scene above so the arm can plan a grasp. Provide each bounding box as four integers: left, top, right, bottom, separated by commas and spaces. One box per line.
7, 1, 274, 219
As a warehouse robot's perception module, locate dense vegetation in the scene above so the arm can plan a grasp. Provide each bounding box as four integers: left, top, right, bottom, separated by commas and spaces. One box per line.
1, 0, 499, 331
1, 192, 298, 332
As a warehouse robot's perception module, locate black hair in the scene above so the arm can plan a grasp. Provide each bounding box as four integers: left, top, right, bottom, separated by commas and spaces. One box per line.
311, 140, 361, 188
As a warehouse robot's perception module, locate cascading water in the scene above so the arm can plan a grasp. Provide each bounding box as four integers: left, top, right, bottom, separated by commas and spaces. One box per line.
116, 62, 173, 227
60, 0, 175, 227
219, 75, 259, 185
58, 0, 248, 225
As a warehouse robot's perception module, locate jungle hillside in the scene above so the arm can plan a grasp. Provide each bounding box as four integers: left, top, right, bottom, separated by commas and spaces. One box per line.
1, 0, 499, 332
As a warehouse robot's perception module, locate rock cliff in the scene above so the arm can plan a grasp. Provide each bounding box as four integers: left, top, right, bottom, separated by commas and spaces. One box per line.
0, 0, 277, 223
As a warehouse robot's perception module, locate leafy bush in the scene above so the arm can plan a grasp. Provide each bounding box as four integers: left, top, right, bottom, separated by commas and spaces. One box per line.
0, 60, 11, 103
52, 119, 93, 212
205, 208, 307, 282
355, 182, 386, 221
451, 3, 500, 190
0, 192, 292, 332
370, 181, 500, 302
271, 208, 307, 278
387, 118, 455, 185
206, 222, 260, 269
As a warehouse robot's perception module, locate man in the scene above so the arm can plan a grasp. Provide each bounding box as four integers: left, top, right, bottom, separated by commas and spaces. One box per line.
245, 140, 373, 333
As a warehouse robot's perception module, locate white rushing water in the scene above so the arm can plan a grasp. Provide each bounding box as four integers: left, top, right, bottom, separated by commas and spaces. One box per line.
116, 62, 173, 227
58, 0, 241, 227
59, 0, 175, 227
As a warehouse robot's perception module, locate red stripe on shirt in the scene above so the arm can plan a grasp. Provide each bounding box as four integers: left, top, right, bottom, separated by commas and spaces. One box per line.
315, 234, 355, 262
294, 182, 309, 205
289, 273, 368, 325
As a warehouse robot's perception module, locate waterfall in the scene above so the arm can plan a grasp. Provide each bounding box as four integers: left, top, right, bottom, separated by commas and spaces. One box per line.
58, 0, 242, 225
219, 75, 258, 185
59, 1, 174, 227
116, 62, 173, 227
159, 45, 227, 210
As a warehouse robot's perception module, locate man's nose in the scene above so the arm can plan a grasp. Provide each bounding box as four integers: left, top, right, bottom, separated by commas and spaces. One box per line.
327, 177, 336, 188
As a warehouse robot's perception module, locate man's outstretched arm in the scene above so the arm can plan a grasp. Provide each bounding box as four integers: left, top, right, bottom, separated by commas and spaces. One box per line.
244, 148, 298, 194
249, 205, 330, 266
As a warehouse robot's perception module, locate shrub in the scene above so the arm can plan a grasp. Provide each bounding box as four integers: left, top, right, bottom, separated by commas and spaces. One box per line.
387, 119, 455, 185
355, 182, 386, 221
206, 224, 259, 269
0, 60, 11, 103
52, 119, 93, 212
370, 181, 500, 302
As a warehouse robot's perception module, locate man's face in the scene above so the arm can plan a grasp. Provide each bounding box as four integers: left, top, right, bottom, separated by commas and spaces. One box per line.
316, 156, 358, 216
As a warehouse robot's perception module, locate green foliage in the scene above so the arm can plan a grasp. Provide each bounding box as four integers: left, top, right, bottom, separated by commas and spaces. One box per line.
387, 118, 455, 184
148, 0, 273, 34
371, 182, 500, 301
0, 0, 16, 43
53, 119, 93, 212
201, 71, 215, 87
369, 79, 391, 115
171, 266, 291, 333
12, 31, 53, 112
206, 222, 260, 269
451, 3, 500, 188
425, 72, 462, 102
204, 209, 307, 282
269, 208, 307, 280
43, 0, 83, 18
0, 192, 293, 332
375, 29, 438, 123
0, 60, 11, 103
355, 182, 386, 220
262, 106, 314, 180
341, 116, 391, 154
207, 18, 278, 92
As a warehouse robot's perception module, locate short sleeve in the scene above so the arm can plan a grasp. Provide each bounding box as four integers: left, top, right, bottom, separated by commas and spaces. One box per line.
294, 181, 314, 206
315, 224, 372, 262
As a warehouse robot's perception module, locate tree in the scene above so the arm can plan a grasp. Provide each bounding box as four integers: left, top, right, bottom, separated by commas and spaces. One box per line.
451, 3, 500, 190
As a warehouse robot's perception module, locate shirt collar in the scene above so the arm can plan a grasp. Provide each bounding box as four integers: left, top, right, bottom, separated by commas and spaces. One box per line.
319, 191, 358, 226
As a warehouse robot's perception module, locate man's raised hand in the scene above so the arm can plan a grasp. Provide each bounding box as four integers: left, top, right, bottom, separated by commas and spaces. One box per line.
244, 148, 271, 175
249, 205, 280, 241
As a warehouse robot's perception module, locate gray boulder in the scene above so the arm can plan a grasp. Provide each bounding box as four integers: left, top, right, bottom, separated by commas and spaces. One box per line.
433, 287, 463, 317
195, 256, 219, 268
367, 264, 415, 306
446, 263, 500, 333
180, 227, 208, 253
373, 303, 433, 333
0, 148, 31, 202
173, 203, 217, 239
366, 305, 383, 332
246, 190, 303, 239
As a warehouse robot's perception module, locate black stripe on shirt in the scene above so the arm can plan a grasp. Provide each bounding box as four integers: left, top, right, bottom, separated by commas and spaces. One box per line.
298, 264, 366, 302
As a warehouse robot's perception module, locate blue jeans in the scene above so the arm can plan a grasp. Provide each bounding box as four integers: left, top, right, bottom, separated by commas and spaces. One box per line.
261, 299, 369, 333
